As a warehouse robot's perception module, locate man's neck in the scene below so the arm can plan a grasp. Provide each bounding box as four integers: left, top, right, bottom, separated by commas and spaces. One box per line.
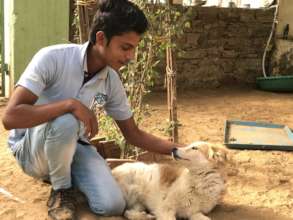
86, 44, 106, 74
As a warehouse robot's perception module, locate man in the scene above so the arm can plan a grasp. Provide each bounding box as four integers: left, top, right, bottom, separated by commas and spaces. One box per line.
2, 0, 183, 219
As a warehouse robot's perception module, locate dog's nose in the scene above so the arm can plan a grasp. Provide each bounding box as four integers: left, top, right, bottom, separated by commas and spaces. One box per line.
171, 148, 181, 160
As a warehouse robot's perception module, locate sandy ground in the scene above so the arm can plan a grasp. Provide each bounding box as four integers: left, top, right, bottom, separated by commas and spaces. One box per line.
1, 87, 293, 220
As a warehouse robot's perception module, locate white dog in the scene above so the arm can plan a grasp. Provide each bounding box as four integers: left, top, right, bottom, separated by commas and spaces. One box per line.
112, 142, 226, 220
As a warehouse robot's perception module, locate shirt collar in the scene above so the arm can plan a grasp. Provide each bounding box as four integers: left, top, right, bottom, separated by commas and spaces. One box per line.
95, 66, 109, 80
80, 41, 89, 68
80, 41, 108, 80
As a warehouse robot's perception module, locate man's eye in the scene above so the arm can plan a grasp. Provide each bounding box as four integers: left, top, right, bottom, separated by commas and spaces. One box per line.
121, 46, 131, 51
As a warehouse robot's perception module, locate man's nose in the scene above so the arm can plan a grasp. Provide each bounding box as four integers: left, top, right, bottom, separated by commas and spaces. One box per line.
126, 50, 135, 61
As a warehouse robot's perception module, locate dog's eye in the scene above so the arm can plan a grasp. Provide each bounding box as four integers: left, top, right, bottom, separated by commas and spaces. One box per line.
191, 147, 197, 150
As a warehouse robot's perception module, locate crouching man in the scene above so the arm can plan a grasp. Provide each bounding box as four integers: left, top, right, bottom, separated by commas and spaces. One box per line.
2, 0, 183, 219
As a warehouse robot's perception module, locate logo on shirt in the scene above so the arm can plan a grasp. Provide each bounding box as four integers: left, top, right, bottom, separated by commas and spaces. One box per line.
91, 93, 108, 111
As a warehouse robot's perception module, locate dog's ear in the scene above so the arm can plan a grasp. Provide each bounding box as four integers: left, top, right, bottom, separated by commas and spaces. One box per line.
197, 143, 228, 164
207, 146, 216, 160
196, 144, 208, 157
208, 146, 228, 164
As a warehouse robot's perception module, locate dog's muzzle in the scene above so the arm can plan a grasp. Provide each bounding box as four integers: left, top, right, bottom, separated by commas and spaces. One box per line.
172, 148, 181, 160
172, 147, 190, 161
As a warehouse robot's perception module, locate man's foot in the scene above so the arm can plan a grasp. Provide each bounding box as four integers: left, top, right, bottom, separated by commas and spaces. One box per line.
47, 187, 76, 220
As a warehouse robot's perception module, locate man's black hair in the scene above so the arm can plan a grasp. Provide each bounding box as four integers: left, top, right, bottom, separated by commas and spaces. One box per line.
89, 0, 149, 44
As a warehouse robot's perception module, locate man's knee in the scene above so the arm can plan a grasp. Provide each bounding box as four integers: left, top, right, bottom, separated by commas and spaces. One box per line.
49, 114, 79, 138
90, 196, 126, 216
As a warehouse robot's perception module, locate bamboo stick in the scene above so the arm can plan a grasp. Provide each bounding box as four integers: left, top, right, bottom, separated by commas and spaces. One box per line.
77, 4, 90, 43
166, 1, 178, 143
76, 0, 98, 43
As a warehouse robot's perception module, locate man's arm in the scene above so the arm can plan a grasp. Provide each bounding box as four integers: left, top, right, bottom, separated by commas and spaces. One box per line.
2, 86, 98, 138
116, 117, 183, 155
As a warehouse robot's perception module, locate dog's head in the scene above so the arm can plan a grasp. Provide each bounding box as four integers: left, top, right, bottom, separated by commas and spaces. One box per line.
174, 141, 227, 166
192, 141, 227, 164
174, 142, 209, 165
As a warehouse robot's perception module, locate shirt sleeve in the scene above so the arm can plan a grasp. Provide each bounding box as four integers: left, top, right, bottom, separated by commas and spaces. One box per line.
16, 48, 56, 97
104, 72, 133, 121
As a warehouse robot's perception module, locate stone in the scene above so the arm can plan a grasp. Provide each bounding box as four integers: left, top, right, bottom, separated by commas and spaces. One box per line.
197, 7, 219, 21
178, 50, 206, 59
152, 5, 272, 89
217, 58, 235, 73
222, 50, 238, 58
255, 8, 275, 22
207, 47, 220, 56
186, 33, 200, 45
239, 9, 256, 22
218, 8, 240, 21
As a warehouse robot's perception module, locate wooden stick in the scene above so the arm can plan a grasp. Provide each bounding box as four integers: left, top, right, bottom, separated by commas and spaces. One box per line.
76, 0, 97, 43
77, 4, 89, 43
165, 2, 178, 143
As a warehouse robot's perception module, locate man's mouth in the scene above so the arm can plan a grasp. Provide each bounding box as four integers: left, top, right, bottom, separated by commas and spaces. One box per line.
119, 60, 130, 66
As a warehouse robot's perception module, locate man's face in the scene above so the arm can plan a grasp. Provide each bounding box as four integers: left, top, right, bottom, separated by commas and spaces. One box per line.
95, 31, 141, 71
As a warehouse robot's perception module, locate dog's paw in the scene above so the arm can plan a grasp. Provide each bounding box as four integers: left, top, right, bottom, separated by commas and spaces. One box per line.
125, 210, 155, 220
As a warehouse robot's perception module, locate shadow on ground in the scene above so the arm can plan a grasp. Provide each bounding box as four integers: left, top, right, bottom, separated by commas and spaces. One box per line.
76, 202, 293, 220
210, 203, 293, 220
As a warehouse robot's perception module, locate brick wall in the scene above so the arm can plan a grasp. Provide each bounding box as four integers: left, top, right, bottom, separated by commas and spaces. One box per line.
156, 6, 274, 89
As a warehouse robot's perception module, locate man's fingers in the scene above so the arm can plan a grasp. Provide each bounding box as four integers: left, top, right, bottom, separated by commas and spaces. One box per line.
94, 115, 99, 134
79, 110, 97, 139
84, 120, 92, 138
89, 119, 98, 139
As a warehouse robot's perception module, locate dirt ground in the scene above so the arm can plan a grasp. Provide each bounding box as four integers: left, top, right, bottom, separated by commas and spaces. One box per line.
1, 87, 293, 220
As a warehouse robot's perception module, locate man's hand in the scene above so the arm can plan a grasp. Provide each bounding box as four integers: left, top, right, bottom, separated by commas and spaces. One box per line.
116, 117, 184, 155
2, 86, 98, 137
70, 99, 98, 139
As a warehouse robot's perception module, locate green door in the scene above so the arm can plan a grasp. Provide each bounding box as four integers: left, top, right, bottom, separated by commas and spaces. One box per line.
0, 0, 5, 96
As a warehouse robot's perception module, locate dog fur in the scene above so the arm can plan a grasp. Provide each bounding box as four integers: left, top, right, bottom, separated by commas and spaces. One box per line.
112, 142, 226, 220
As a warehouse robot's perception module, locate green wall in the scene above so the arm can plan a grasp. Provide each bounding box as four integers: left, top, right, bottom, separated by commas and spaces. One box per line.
11, 0, 69, 84
1, 0, 4, 95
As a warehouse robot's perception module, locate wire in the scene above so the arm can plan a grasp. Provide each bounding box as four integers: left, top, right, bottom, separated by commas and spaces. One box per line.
262, 1, 279, 78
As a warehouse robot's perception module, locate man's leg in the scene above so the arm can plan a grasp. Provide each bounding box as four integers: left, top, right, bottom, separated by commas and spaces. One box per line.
13, 113, 80, 220
43, 114, 79, 189
71, 143, 126, 216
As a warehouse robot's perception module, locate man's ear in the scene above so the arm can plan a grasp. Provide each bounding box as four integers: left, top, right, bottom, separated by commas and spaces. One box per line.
95, 31, 107, 46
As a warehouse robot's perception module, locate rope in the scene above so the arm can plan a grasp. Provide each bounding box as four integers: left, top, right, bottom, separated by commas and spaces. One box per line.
76, 0, 97, 6
166, 65, 176, 76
